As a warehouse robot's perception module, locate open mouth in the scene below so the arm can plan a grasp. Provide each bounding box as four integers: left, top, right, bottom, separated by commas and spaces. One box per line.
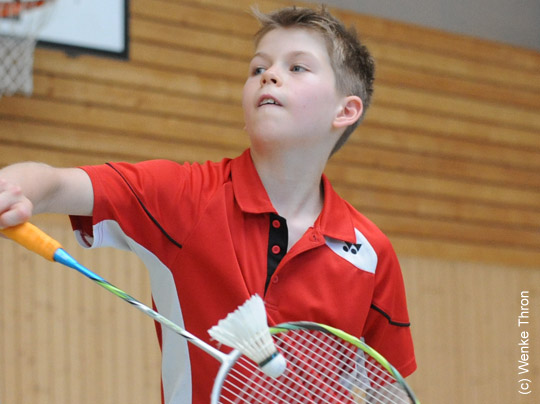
258, 96, 282, 107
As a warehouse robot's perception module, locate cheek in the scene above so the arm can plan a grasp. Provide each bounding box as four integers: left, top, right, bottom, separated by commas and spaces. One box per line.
299, 87, 335, 115
242, 76, 258, 100
241, 83, 254, 119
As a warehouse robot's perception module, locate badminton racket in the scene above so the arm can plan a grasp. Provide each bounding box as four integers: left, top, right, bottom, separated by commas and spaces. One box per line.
2, 222, 419, 403
214, 321, 419, 403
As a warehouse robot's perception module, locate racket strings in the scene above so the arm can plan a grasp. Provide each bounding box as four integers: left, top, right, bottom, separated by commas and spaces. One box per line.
280, 330, 408, 404
225, 352, 351, 404
218, 330, 412, 404
220, 359, 312, 404
282, 332, 358, 402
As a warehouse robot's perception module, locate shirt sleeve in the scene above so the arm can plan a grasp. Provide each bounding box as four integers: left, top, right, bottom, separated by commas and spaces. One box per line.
362, 237, 417, 378
69, 160, 195, 252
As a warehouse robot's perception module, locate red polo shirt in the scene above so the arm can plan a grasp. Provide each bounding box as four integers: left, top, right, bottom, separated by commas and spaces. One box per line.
71, 149, 416, 404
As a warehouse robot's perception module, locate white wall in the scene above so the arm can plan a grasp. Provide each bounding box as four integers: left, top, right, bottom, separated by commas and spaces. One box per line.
307, 0, 540, 51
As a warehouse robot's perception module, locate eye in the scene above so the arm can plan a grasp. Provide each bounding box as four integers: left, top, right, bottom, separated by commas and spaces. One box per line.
252, 66, 266, 76
291, 65, 307, 73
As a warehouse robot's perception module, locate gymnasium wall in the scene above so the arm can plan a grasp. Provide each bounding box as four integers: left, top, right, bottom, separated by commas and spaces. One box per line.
1, 0, 539, 403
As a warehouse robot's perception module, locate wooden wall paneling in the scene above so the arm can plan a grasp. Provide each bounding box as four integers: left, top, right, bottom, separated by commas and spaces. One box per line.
375, 83, 540, 134
393, 235, 540, 269
131, 0, 258, 37
130, 18, 252, 59
0, 241, 17, 403
34, 248, 52, 401
401, 256, 540, 402
29, 74, 243, 126
325, 162, 540, 208
366, 103, 539, 150
376, 64, 540, 111
328, 140, 540, 267
130, 42, 248, 81
0, 143, 107, 168
333, 195, 540, 268
33, 49, 244, 102
334, 10, 540, 72
355, 124, 540, 171
0, 121, 245, 168
0, 216, 162, 403
366, 40, 540, 92
130, 0, 292, 27
366, 210, 540, 250
0, 97, 247, 151
337, 140, 540, 189
335, 183, 540, 230
16, 253, 33, 402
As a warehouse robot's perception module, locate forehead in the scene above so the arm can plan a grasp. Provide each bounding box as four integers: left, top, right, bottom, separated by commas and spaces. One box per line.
255, 27, 331, 60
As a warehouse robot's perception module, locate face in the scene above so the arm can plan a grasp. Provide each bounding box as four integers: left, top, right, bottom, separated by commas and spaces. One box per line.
242, 27, 344, 152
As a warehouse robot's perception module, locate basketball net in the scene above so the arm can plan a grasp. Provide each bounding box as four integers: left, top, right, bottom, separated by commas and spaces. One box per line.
0, 0, 55, 98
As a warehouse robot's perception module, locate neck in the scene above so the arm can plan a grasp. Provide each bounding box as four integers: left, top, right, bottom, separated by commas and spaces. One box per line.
250, 147, 325, 221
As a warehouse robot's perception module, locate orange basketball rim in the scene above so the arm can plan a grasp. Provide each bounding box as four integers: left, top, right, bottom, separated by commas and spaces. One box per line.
0, 1, 49, 19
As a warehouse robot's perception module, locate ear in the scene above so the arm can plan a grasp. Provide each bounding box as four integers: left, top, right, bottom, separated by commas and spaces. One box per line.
333, 96, 363, 129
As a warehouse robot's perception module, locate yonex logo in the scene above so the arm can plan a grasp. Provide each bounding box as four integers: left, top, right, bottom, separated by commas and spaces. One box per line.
325, 229, 378, 274
343, 242, 362, 254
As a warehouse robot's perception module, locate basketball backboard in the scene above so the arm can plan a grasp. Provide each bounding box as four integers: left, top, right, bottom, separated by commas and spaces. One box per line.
0, 0, 128, 96
38, 0, 128, 59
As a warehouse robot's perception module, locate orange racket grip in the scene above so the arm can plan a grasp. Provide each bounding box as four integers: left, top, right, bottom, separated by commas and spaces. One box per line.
0, 222, 62, 262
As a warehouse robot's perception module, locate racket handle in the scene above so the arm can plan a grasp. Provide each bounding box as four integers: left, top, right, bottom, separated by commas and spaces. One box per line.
0, 222, 62, 261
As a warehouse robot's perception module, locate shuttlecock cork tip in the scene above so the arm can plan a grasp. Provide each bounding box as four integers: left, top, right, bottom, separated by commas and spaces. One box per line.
259, 351, 287, 378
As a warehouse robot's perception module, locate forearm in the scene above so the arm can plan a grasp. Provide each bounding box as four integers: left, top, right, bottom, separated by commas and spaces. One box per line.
0, 162, 58, 213
0, 162, 93, 227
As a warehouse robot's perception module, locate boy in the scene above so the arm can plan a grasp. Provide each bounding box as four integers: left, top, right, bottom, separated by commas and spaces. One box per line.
0, 6, 416, 404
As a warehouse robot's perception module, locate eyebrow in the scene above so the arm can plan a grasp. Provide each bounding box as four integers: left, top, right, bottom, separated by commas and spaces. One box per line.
252, 50, 318, 60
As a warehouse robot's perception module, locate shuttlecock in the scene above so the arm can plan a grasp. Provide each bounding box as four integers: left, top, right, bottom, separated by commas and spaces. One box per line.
208, 294, 287, 378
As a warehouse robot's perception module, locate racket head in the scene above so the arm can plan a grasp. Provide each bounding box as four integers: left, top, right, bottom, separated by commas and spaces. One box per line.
212, 321, 419, 404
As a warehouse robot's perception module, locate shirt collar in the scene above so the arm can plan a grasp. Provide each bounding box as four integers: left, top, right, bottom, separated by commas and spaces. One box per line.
231, 149, 276, 214
231, 149, 356, 243
317, 174, 357, 243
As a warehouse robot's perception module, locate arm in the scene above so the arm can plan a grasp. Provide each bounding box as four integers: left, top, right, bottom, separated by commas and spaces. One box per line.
0, 162, 93, 228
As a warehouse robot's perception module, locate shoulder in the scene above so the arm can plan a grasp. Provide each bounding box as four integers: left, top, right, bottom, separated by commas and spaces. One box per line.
344, 201, 393, 250
85, 157, 234, 186
322, 176, 394, 256
347, 202, 401, 271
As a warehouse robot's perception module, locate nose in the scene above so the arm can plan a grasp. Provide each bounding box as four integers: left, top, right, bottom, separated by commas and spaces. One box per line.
260, 68, 281, 87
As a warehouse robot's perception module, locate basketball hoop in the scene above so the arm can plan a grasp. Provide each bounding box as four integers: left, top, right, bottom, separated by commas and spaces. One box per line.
0, 0, 56, 98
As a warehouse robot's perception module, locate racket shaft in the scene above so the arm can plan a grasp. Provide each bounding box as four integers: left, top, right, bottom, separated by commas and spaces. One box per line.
2, 222, 225, 362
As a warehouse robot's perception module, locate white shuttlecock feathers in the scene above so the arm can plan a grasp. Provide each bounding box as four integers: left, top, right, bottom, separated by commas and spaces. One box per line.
208, 294, 287, 378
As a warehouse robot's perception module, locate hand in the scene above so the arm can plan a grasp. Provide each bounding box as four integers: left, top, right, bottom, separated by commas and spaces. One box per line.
0, 178, 33, 229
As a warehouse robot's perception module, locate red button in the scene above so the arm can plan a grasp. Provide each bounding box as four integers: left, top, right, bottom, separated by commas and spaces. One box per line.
272, 219, 281, 228
271, 245, 281, 254
272, 276, 279, 283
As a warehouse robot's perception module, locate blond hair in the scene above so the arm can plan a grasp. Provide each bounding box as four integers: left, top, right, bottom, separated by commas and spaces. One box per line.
253, 6, 375, 155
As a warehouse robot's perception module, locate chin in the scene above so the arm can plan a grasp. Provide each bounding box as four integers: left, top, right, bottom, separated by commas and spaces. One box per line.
249, 126, 278, 142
